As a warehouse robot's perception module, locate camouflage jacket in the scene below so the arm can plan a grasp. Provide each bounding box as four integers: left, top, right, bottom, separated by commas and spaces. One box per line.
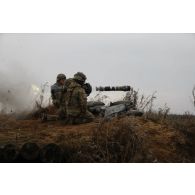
66, 79, 87, 116
65, 78, 92, 96
51, 83, 67, 107
65, 78, 74, 88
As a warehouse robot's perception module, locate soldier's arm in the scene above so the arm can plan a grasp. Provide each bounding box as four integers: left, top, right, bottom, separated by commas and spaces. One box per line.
61, 85, 67, 94
59, 86, 67, 106
51, 87, 56, 100
51, 86, 60, 107
78, 88, 87, 113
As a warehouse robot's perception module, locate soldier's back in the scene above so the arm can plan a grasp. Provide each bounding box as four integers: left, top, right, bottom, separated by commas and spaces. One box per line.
66, 80, 84, 115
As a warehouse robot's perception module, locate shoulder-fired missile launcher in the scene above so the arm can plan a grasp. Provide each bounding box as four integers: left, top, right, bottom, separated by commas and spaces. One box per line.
96, 86, 131, 92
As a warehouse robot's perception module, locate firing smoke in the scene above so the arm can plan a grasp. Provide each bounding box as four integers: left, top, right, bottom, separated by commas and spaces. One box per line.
0, 64, 50, 114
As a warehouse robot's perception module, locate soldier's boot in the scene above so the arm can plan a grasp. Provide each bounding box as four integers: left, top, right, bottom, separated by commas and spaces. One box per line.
65, 117, 75, 125
85, 110, 95, 122
74, 111, 95, 124
58, 106, 67, 120
41, 113, 58, 122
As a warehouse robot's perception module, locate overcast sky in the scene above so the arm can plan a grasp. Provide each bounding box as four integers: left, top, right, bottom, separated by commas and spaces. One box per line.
0, 33, 195, 114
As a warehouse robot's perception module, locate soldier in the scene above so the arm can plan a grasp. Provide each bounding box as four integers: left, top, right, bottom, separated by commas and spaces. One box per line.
65, 78, 92, 97
51, 73, 67, 119
64, 78, 74, 89
66, 72, 94, 124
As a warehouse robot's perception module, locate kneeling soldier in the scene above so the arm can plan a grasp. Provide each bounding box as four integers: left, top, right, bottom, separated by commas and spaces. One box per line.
66, 72, 94, 124
51, 73, 67, 119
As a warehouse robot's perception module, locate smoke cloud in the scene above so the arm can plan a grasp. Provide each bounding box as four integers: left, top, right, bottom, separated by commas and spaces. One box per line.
0, 64, 38, 113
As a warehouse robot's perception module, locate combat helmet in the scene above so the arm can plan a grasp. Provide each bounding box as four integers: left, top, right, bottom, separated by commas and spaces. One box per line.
74, 72, 87, 82
57, 74, 66, 82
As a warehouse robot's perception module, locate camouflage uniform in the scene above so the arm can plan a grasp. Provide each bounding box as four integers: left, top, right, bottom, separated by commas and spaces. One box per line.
65, 78, 74, 88
66, 72, 94, 124
65, 78, 92, 97
51, 74, 67, 119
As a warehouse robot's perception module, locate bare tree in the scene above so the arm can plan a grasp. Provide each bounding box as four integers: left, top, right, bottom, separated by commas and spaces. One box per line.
35, 82, 49, 109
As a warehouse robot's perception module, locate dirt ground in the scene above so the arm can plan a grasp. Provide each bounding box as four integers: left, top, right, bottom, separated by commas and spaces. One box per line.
0, 114, 99, 147
0, 113, 193, 163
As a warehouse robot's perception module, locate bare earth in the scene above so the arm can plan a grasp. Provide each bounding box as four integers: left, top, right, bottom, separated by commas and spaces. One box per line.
0, 114, 192, 163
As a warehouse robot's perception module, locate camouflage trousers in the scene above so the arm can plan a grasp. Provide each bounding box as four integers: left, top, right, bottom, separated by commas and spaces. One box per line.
41, 105, 67, 122
57, 106, 67, 120
67, 111, 95, 124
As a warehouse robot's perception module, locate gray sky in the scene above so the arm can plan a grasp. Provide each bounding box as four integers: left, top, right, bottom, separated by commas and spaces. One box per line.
0, 33, 195, 114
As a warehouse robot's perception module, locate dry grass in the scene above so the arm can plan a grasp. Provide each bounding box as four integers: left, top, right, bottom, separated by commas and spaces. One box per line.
0, 112, 194, 162
91, 118, 143, 162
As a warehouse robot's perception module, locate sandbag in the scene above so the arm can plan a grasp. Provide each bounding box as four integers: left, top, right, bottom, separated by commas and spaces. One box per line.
110, 101, 133, 106
87, 101, 105, 107
40, 143, 63, 163
2, 144, 18, 163
20, 142, 40, 162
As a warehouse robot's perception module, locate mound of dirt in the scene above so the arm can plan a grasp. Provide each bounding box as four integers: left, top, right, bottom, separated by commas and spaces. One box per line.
0, 114, 194, 162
